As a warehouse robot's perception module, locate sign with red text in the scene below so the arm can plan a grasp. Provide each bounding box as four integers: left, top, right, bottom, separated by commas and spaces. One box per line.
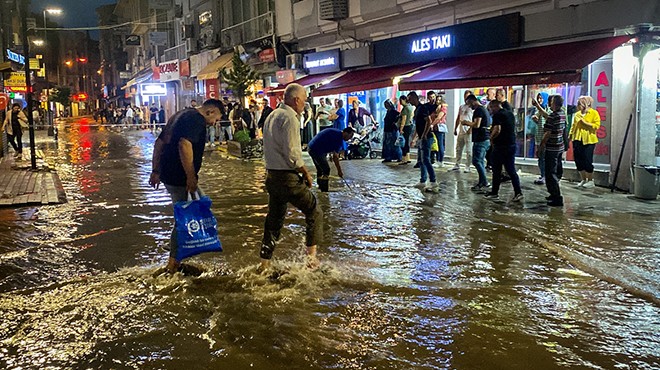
158, 60, 179, 82
205, 79, 219, 99
0, 93, 8, 110
590, 60, 612, 164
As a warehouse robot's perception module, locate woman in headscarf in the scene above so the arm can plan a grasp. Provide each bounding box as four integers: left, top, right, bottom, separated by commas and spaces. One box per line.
382, 99, 401, 163
569, 95, 600, 188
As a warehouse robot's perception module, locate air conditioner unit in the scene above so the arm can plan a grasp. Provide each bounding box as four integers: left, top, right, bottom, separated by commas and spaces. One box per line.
286, 53, 303, 70
319, 0, 349, 21
185, 38, 195, 53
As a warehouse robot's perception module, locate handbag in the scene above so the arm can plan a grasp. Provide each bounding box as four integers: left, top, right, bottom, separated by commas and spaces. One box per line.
394, 135, 405, 147
173, 191, 222, 261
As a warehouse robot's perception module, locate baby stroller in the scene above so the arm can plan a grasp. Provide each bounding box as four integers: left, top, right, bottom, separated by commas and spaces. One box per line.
347, 122, 381, 159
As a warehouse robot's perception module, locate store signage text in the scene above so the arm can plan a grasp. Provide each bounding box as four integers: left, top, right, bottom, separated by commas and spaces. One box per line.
303, 49, 340, 74
591, 61, 612, 160
410, 34, 452, 54
158, 60, 180, 82
140, 83, 167, 96
6, 49, 25, 64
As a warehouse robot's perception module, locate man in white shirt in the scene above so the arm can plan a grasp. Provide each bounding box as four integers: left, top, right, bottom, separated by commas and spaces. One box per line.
260, 83, 322, 271
452, 90, 474, 172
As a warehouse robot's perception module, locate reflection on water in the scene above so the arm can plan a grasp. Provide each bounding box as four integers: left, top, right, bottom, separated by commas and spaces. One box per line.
0, 124, 658, 369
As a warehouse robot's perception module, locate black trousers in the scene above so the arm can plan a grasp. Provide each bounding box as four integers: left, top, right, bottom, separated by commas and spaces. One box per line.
545, 150, 563, 201
491, 145, 522, 195
261, 171, 322, 259
7, 129, 22, 153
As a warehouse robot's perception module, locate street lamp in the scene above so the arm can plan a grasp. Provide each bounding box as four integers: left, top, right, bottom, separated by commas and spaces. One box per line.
43, 7, 62, 129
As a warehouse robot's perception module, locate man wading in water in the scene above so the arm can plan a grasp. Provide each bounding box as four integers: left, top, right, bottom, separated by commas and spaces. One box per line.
259, 83, 323, 272
149, 99, 224, 274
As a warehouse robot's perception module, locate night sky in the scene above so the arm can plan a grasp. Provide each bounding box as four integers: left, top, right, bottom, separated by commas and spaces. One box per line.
30, 0, 118, 40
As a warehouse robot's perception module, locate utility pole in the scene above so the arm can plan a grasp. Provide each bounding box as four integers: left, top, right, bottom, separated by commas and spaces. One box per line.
20, 0, 37, 170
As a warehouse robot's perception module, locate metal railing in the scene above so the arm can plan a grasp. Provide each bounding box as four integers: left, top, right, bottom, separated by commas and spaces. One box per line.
221, 11, 273, 49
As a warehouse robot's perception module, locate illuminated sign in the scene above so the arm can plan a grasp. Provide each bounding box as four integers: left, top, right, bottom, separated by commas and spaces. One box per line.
140, 83, 167, 96
373, 13, 522, 66
6, 49, 25, 64
303, 49, 340, 75
158, 60, 179, 82
410, 34, 451, 53
5, 72, 26, 87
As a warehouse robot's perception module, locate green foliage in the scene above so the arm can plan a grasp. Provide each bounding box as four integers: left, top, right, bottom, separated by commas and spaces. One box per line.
50, 86, 71, 107
233, 129, 251, 144
220, 53, 260, 100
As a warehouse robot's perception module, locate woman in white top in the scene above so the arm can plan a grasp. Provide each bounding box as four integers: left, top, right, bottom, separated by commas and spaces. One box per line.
452, 90, 474, 172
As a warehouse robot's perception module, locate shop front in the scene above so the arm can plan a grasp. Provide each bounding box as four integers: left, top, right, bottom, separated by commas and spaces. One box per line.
154, 59, 181, 120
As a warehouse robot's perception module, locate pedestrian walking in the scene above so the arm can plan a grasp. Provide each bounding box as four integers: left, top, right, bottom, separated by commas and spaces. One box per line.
257, 100, 274, 132
148, 99, 225, 273
431, 94, 448, 167
531, 92, 550, 185
452, 90, 473, 172
2, 103, 28, 158
315, 98, 333, 133
307, 127, 355, 191
407, 91, 438, 193
569, 96, 600, 189
382, 99, 402, 163
260, 83, 322, 271
541, 95, 566, 207
150, 103, 159, 129
484, 100, 524, 202
462, 94, 491, 191
398, 95, 415, 165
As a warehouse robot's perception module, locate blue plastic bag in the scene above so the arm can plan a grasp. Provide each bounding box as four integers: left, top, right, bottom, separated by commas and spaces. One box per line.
394, 135, 405, 147
173, 192, 222, 261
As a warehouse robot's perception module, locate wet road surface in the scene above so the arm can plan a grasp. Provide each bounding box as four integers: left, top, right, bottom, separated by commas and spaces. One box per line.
0, 120, 658, 369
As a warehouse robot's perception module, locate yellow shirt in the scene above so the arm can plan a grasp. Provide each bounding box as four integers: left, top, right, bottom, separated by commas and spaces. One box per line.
569, 108, 600, 145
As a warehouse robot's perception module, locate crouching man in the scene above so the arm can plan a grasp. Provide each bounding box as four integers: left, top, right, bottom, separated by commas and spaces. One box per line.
307, 127, 355, 191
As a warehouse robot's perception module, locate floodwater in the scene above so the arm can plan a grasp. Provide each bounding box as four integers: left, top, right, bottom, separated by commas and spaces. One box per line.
0, 119, 658, 369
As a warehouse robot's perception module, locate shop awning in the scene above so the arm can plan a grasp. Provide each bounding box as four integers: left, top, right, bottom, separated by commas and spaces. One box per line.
0, 62, 12, 72
122, 69, 153, 90
398, 36, 632, 90
197, 53, 234, 80
312, 63, 426, 97
271, 72, 346, 93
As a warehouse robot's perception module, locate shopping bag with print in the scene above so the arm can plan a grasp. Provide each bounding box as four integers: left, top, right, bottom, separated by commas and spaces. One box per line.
173, 192, 222, 261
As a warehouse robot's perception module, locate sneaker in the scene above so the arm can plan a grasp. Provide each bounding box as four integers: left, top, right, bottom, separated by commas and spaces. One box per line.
511, 193, 524, 202
582, 180, 595, 189
414, 182, 427, 189
471, 183, 489, 192
432, 162, 440, 168
451, 165, 460, 171
484, 192, 499, 200
425, 182, 440, 193
463, 167, 471, 173
534, 177, 545, 185
576, 180, 586, 188
413, 162, 421, 168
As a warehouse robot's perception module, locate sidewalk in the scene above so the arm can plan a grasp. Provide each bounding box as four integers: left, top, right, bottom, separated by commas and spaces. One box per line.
0, 145, 66, 207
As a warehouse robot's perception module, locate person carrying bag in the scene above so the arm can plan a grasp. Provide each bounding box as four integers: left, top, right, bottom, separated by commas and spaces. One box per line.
173, 191, 222, 261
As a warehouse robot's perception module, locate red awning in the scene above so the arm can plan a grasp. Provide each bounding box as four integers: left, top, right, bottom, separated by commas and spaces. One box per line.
312, 63, 426, 96
271, 72, 344, 93
398, 36, 632, 90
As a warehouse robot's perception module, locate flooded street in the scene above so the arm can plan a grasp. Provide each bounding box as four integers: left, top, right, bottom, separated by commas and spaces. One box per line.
0, 120, 658, 369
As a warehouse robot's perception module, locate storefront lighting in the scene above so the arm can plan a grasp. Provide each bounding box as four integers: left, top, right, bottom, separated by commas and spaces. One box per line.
32, 39, 44, 46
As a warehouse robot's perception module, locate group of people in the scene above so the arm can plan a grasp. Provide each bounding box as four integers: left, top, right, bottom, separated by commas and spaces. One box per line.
148, 84, 324, 273
148, 82, 603, 274
95, 103, 166, 132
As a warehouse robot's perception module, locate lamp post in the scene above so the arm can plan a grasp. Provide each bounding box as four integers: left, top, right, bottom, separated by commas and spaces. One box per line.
43, 8, 62, 130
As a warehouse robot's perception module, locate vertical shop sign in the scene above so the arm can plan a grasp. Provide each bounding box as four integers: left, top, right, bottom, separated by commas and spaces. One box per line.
205, 79, 219, 99
591, 60, 612, 163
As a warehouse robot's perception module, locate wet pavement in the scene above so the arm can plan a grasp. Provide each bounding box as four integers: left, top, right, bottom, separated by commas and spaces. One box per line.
0, 118, 658, 369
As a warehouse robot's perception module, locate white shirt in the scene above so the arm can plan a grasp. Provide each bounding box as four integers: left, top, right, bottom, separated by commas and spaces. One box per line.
263, 104, 304, 170
458, 104, 473, 134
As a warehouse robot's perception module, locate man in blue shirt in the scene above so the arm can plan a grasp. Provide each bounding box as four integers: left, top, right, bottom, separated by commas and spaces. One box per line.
307, 127, 355, 192
329, 99, 347, 158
